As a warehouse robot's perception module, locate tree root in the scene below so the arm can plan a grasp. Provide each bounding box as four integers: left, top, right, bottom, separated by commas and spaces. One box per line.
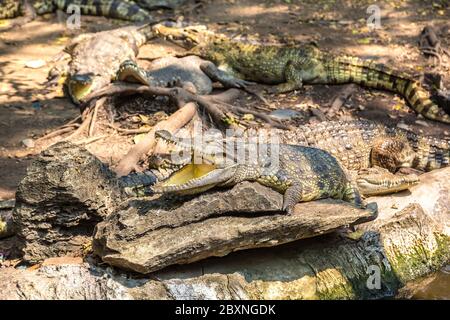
88, 97, 104, 137
74, 135, 109, 146
326, 84, 358, 117
81, 83, 284, 130
114, 102, 198, 177
79, 83, 289, 176
106, 124, 152, 135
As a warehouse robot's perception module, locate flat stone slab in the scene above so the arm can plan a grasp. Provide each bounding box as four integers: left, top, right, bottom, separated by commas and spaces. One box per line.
93, 182, 377, 274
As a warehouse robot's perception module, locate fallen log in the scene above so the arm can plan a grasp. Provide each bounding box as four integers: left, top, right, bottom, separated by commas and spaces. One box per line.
93, 182, 377, 274
1, 202, 448, 300
5, 143, 449, 299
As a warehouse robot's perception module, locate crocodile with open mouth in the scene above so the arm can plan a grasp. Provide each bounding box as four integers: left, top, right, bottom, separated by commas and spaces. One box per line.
119, 119, 450, 198
150, 129, 364, 215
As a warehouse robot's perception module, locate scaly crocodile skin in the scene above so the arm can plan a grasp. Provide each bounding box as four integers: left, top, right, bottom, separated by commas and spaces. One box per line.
152, 24, 450, 124
119, 120, 449, 197
56, 24, 153, 103
151, 130, 363, 214
117, 56, 214, 95
0, 0, 154, 21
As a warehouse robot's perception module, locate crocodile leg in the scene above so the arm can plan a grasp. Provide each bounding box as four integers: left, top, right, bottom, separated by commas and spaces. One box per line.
282, 184, 304, 215
267, 60, 304, 93
370, 138, 416, 172
200, 61, 253, 89
342, 182, 363, 207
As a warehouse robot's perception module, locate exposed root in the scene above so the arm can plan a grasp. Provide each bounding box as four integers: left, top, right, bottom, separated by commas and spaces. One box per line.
74, 135, 109, 146
81, 83, 282, 130
63, 111, 93, 141
88, 97, 106, 137
220, 103, 290, 130
106, 124, 152, 135
418, 26, 448, 69
35, 125, 78, 143
326, 84, 358, 117
114, 102, 198, 177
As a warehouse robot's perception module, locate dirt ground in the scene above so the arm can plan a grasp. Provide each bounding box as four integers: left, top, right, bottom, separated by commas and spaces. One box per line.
0, 0, 449, 200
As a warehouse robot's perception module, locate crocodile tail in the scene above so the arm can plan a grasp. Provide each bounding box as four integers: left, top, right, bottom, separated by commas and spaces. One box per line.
407, 133, 450, 171
51, 0, 154, 22
0, 0, 22, 19
328, 55, 450, 123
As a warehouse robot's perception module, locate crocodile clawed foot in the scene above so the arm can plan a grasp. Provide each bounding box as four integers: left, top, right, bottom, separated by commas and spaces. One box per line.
265, 86, 279, 95
338, 228, 365, 241
229, 78, 254, 89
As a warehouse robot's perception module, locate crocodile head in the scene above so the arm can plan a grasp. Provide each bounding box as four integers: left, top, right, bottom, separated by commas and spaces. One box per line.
67, 73, 110, 104
152, 24, 215, 50
355, 167, 419, 197
116, 60, 148, 85
151, 130, 237, 195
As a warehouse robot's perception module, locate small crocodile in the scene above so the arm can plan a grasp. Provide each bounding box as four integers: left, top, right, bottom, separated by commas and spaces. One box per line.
51, 23, 153, 104
121, 119, 450, 197
152, 24, 450, 124
0, 0, 155, 22
116, 55, 252, 95
151, 130, 363, 214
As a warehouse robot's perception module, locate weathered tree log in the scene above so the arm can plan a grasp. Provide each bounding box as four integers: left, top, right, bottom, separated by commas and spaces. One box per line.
13, 142, 122, 263
1, 202, 448, 300
93, 182, 377, 274
0, 259, 170, 300
5, 142, 449, 299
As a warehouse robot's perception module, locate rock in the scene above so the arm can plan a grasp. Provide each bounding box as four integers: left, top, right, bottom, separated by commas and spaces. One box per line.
0, 261, 170, 300
0, 208, 14, 239
24, 59, 46, 69
366, 167, 450, 234
269, 109, 302, 121
21, 138, 34, 148
93, 181, 377, 274
13, 142, 123, 263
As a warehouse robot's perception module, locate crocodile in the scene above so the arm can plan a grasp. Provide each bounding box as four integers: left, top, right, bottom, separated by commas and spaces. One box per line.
121, 119, 450, 197
50, 23, 153, 104
151, 129, 363, 214
152, 24, 450, 124
116, 56, 253, 95
0, 0, 155, 22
